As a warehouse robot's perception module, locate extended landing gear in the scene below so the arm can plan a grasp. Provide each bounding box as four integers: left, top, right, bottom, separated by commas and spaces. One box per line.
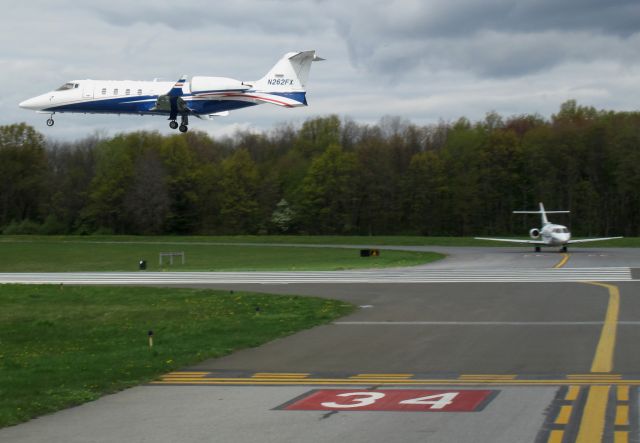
46, 113, 55, 126
534, 246, 541, 252
179, 114, 189, 133
561, 246, 568, 253
168, 114, 189, 132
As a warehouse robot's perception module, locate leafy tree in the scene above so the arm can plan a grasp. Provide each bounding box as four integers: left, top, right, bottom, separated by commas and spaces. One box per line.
219, 149, 260, 234
299, 144, 357, 233
83, 135, 136, 232
123, 150, 170, 234
159, 134, 201, 233
295, 115, 341, 158
0, 124, 47, 227
270, 198, 297, 233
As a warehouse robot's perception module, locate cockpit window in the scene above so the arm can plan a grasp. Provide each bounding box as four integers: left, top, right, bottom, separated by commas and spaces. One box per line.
56, 82, 77, 91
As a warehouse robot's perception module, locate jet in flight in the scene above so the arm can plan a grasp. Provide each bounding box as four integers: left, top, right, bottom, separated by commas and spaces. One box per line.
475, 202, 622, 252
19, 50, 323, 133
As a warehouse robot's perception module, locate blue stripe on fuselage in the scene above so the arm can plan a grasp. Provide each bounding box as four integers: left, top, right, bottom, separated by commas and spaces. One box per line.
45, 96, 157, 114
43, 91, 306, 115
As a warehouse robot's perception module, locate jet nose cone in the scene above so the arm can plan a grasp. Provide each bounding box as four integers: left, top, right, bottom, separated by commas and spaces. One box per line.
19, 97, 37, 110
19, 95, 48, 110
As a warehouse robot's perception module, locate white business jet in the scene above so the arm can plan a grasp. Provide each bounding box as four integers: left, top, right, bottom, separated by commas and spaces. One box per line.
19, 51, 323, 132
475, 202, 622, 252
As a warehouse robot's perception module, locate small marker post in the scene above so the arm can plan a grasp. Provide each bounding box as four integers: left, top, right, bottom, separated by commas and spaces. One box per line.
148, 330, 154, 348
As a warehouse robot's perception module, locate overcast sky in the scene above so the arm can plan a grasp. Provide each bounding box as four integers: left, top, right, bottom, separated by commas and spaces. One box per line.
2, 0, 640, 140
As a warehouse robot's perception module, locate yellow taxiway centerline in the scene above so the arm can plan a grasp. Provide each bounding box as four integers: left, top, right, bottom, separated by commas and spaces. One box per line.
576, 386, 610, 443
571, 282, 622, 442
586, 282, 620, 373
554, 253, 570, 269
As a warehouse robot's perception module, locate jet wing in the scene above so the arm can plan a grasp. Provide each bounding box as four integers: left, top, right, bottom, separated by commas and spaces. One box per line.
152, 95, 191, 113
567, 237, 623, 244
474, 237, 547, 245
151, 76, 192, 116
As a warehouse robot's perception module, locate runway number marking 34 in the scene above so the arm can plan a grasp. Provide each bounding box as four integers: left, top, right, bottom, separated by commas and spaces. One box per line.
280, 389, 496, 412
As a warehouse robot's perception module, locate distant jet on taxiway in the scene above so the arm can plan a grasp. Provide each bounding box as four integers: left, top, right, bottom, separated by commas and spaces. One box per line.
475, 202, 622, 252
19, 50, 323, 133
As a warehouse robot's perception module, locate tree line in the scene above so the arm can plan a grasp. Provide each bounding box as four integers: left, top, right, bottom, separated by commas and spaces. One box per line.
3, 100, 640, 237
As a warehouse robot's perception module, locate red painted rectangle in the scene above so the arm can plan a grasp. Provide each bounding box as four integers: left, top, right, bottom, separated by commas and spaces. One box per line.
282, 389, 496, 412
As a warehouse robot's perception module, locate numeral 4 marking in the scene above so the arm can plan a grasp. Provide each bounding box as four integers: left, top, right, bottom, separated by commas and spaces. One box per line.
399, 392, 459, 409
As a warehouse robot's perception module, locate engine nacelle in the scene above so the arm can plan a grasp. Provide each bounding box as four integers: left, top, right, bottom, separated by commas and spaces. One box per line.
190, 76, 249, 95
529, 228, 540, 239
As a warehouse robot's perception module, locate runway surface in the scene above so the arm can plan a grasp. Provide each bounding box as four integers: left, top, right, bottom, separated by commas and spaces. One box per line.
2, 246, 640, 443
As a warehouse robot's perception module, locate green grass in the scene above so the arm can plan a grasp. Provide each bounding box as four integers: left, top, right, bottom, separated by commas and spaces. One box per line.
0, 284, 354, 427
0, 237, 443, 272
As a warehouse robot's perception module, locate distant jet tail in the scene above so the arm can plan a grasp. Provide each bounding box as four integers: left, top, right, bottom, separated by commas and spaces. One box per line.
513, 202, 570, 226
252, 51, 323, 106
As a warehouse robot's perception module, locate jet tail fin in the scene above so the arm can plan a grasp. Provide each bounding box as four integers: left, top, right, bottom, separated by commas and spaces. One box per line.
253, 51, 322, 95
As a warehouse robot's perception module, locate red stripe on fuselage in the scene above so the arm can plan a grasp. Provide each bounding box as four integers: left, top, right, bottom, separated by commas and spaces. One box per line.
193, 92, 294, 107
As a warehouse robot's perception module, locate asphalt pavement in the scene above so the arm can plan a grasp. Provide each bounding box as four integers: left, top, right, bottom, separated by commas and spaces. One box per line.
1, 246, 639, 443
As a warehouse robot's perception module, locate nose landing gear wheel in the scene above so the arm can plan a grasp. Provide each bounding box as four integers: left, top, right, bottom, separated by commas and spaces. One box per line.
178, 124, 188, 133
169, 120, 178, 130
46, 118, 54, 127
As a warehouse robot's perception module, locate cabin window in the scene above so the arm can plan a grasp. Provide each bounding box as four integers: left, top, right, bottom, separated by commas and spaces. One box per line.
101, 88, 107, 95
56, 82, 75, 91
137, 89, 142, 95
74, 84, 79, 88
125, 89, 130, 95
113, 88, 118, 95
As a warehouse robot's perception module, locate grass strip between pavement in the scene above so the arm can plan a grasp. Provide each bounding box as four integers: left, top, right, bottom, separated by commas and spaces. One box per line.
0, 239, 443, 272
0, 284, 354, 427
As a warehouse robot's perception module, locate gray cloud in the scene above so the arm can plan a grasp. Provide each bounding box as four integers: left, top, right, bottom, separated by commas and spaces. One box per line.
323, 0, 640, 78
3, 0, 640, 140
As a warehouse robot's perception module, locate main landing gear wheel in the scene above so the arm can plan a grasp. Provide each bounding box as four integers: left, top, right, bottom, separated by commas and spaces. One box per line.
535, 246, 541, 252
46, 118, 54, 127
178, 114, 189, 133
561, 246, 567, 253
169, 120, 178, 130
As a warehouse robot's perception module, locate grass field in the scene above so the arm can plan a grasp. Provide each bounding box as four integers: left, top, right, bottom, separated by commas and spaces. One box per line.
0, 284, 354, 427
0, 237, 444, 272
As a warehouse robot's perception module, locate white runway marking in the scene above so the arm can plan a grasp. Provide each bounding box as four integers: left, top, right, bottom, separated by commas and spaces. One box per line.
0, 267, 632, 284
335, 321, 640, 326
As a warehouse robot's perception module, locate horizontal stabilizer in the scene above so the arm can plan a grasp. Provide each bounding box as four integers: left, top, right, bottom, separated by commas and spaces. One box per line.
513, 210, 570, 214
